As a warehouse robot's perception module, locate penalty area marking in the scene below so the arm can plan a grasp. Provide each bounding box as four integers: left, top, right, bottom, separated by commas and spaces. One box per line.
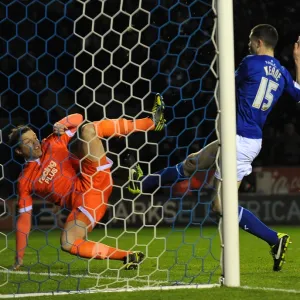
0, 284, 220, 299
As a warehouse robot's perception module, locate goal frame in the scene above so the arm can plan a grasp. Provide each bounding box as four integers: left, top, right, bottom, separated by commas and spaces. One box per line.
216, 0, 240, 287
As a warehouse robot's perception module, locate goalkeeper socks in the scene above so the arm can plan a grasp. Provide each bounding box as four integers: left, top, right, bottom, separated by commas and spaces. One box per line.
94, 118, 154, 138
70, 239, 130, 260
238, 206, 278, 246
141, 163, 185, 192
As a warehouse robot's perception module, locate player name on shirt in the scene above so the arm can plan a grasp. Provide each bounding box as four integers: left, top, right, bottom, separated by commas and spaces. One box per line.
38, 160, 58, 184
264, 65, 282, 81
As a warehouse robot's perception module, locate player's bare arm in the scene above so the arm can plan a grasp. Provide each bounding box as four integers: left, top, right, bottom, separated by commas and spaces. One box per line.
293, 36, 300, 84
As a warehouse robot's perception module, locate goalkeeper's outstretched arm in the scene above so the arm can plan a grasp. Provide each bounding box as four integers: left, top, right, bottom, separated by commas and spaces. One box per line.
14, 210, 32, 270
14, 186, 33, 270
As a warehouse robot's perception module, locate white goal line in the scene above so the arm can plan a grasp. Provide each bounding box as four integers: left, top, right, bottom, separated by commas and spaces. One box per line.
3, 284, 300, 299
0, 284, 220, 299
0, 269, 166, 284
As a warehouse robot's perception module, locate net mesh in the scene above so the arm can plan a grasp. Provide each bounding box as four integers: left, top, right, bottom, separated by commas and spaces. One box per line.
0, 0, 219, 295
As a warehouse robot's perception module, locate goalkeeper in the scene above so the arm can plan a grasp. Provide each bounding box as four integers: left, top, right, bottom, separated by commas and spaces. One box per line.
126, 25, 300, 272
10, 94, 165, 271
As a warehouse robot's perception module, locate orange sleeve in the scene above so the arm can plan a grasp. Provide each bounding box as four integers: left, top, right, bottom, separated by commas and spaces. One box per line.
18, 181, 33, 213
57, 113, 83, 129
56, 113, 84, 145
16, 182, 33, 262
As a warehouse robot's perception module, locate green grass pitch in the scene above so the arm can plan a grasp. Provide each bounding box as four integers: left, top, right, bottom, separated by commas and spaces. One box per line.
0, 226, 299, 299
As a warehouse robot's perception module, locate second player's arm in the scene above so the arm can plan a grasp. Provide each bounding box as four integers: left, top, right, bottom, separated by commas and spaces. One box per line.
282, 38, 300, 101
293, 36, 300, 84
295, 62, 300, 85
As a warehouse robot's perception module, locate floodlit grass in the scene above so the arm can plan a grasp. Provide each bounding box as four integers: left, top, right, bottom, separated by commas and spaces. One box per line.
0, 226, 299, 299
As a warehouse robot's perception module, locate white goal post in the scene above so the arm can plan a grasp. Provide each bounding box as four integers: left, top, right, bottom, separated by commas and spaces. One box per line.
216, 0, 240, 287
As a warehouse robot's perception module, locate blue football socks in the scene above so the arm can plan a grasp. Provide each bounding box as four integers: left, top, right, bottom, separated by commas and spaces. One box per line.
141, 163, 185, 192
238, 206, 278, 246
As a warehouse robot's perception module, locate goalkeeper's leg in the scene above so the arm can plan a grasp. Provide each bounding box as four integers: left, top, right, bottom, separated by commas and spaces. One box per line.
91, 93, 165, 138
64, 129, 145, 269
61, 213, 144, 270
212, 178, 290, 271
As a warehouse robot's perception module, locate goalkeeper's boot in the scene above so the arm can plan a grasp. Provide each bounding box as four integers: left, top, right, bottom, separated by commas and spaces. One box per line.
152, 93, 166, 131
270, 233, 291, 271
123, 251, 145, 270
124, 154, 143, 195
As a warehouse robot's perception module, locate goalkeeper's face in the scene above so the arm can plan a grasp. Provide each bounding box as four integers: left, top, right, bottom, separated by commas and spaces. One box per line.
16, 130, 42, 160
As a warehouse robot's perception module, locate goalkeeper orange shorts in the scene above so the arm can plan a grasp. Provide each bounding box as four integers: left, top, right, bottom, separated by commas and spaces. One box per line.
65, 156, 113, 229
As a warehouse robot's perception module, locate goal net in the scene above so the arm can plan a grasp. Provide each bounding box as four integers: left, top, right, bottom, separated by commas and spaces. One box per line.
0, 0, 221, 296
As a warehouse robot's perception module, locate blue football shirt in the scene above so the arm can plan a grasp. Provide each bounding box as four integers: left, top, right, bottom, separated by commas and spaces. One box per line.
235, 55, 300, 139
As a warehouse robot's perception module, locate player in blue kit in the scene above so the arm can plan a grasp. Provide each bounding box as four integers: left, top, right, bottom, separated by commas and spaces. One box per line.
126, 24, 300, 271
